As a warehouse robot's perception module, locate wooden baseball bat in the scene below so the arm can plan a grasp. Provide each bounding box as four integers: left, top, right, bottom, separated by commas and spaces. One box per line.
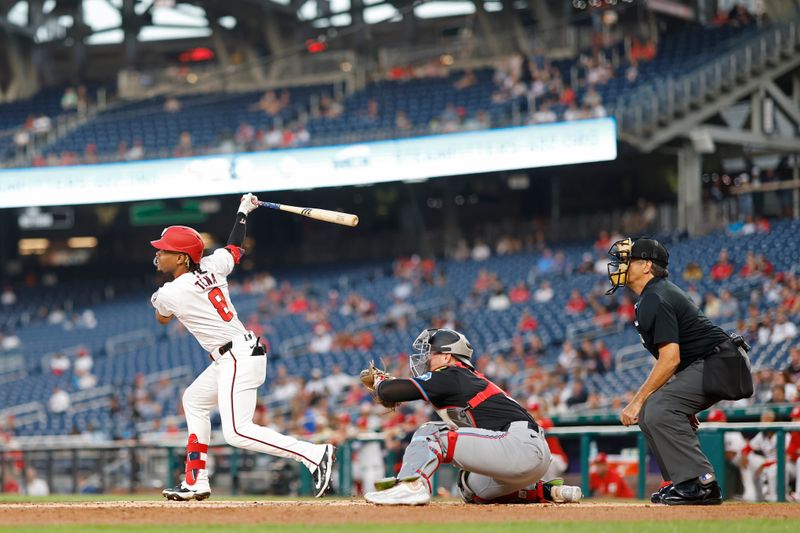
257, 201, 359, 227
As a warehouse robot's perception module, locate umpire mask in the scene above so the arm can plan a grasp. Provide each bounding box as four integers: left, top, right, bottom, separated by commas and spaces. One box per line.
605, 238, 633, 295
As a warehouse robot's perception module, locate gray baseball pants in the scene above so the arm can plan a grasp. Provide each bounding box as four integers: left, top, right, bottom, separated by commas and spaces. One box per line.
398, 420, 552, 501
638, 359, 717, 485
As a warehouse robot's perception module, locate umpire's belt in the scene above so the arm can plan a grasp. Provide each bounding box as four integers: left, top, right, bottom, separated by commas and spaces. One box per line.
209, 333, 266, 362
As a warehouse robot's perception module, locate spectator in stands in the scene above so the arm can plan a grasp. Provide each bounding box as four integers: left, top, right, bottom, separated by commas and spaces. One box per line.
174, 131, 193, 158
61, 87, 78, 110
48, 387, 71, 413
771, 311, 798, 344
711, 249, 734, 281
487, 287, 511, 312
364, 99, 380, 121
589, 453, 634, 498
13, 128, 30, 158
509, 281, 530, 304
235, 122, 255, 150
533, 281, 554, 303
786, 347, 800, 381
252, 90, 283, 116
74, 349, 93, 375
471, 240, 491, 261
0, 329, 20, 352
565, 380, 588, 407
703, 293, 722, 320
387, 296, 416, 327
164, 97, 182, 113
719, 289, 739, 319
395, 111, 412, 131
23, 467, 49, 496
565, 288, 586, 315
453, 69, 476, 90
463, 110, 490, 131
0, 285, 15, 306
682, 262, 703, 282
774, 372, 798, 402
324, 364, 354, 398
32, 114, 52, 140
269, 365, 301, 403
558, 340, 579, 372
517, 310, 538, 333
127, 139, 145, 160
76, 85, 88, 114
50, 352, 71, 376
308, 323, 333, 353
529, 102, 557, 124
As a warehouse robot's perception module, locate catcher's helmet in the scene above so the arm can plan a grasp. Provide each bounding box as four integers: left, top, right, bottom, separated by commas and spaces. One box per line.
151, 226, 204, 264
606, 237, 669, 295
410, 328, 474, 377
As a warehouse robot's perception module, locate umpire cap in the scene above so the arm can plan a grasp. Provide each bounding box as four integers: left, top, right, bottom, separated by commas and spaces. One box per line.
631, 238, 669, 267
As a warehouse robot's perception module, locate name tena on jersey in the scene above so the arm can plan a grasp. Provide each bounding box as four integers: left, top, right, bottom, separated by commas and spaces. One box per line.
193, 272, 219, 290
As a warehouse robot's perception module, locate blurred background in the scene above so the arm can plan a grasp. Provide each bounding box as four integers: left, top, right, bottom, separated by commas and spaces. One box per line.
0, 0, 799, 502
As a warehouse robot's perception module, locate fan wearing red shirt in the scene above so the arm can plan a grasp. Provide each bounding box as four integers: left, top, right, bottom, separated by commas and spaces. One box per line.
788, 406, 800, 500
710, 249, 734, 281
589, 453, 634, 498
565, 289, 586, 315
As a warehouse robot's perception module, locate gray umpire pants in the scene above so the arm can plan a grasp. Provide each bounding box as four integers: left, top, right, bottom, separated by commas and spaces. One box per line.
638, 359, 717, 485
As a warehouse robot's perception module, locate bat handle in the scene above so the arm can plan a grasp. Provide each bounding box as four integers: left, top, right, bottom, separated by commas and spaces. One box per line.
258, 201, 281, 210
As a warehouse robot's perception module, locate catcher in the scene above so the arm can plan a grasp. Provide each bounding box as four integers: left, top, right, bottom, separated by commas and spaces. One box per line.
359, 327, 582, 505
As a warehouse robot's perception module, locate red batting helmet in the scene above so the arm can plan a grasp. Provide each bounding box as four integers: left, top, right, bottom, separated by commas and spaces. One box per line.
791, 405, 800, 420
151, 226, 204, 264
706, 409, 727, 423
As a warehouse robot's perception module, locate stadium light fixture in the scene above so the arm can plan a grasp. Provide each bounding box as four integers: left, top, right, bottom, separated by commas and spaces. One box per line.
18, 238, 50, 255
67, 237, 99, 249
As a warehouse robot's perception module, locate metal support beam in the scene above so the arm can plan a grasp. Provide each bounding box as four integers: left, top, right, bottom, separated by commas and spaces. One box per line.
632, 53, 800, 152
751, 89, 763, 134
764, 81, 800, 126
693, 125, 800, 152
678, 143, 702, 236
472, 0, 503, 57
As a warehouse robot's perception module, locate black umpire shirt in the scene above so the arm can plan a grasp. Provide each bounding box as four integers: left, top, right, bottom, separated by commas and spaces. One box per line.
634, 277, 729, 372
376, 365, 536, 432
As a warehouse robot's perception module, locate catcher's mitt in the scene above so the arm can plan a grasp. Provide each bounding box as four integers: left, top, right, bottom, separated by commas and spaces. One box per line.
359, 360, 397, 409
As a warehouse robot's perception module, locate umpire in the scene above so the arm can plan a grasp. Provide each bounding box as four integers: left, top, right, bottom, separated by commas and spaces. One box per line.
606, 237, 753, 505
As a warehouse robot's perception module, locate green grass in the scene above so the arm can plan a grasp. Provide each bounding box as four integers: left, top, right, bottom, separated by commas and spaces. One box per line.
0, 521, 797, 533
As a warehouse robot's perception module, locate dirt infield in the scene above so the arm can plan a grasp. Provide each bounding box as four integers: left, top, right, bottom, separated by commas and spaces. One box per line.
1, 500, 798, 526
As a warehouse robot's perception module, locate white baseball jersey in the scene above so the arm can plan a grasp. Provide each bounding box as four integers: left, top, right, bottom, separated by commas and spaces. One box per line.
151, 248, 247, 352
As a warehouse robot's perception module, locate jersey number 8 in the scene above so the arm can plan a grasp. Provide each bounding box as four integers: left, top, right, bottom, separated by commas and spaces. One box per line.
208, 287, 234, 322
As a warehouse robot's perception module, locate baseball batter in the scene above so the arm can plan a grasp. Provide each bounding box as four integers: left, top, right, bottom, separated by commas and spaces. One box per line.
151, 193, 335, 501
359, 328, 582, 505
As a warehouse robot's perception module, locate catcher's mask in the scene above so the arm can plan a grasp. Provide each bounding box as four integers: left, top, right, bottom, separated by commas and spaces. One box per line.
606, 237, 669, 295
606, 238, 633, 295
410, 328, 474, 377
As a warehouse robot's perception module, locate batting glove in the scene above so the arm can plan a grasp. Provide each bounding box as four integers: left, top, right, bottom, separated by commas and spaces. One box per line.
238, 193, 259, 215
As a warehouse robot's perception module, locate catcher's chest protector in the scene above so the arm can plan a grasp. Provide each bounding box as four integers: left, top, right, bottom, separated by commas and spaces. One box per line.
436, 372, 504, 428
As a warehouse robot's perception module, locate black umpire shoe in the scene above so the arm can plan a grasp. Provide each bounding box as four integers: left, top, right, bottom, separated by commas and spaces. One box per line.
661, 479, 722, 506
312, 444, 336, 497
651, 483, 673, 504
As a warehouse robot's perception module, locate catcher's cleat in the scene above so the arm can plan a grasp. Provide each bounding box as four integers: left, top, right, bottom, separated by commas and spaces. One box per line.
541, 479, 582, 503
365, 478, 431, 506
162, 481, 211, 501
312, 444, 336, 497
374, 475, 421, 491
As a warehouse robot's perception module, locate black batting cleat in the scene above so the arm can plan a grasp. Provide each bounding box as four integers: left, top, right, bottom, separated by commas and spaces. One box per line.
312, 444, 336, 497
162, 482, 211, 501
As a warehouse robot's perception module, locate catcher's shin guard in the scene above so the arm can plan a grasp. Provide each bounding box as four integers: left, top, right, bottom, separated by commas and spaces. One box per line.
396, 423, 457, 494
185, 433, 209, 486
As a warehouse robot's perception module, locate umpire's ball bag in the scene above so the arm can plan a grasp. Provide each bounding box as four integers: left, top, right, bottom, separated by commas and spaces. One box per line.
702, 345, 754, 401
